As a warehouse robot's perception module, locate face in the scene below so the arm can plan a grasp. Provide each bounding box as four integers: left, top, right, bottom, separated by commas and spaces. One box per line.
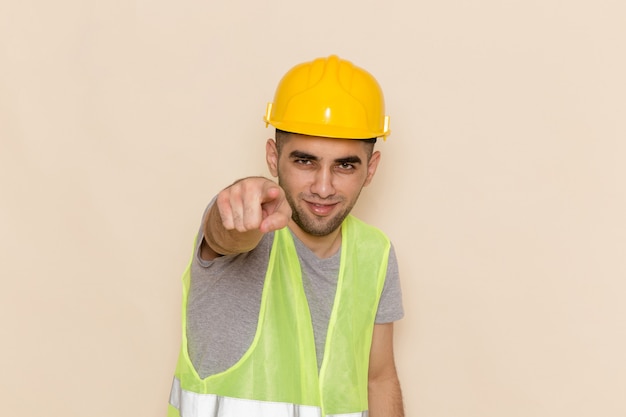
266, 133, 380, 237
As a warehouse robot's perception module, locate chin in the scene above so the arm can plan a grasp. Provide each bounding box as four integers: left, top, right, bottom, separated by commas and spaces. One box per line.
294, 211, 347, 237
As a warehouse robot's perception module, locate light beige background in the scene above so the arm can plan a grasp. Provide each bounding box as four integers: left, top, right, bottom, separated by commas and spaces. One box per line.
1, 1, 625, 416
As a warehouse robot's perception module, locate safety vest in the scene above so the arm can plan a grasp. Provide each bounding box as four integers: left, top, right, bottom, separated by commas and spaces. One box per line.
168, 215, 390, 417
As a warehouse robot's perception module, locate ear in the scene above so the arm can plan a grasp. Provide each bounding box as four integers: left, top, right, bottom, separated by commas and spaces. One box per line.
363, 150, 381, 187
266, 138, 279, 177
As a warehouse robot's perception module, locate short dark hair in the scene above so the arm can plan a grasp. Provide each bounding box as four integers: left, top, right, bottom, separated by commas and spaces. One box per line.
275, 129, 377, 158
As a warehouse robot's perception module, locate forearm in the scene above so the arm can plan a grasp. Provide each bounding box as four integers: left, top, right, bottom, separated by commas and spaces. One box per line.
368, 373, 405, 417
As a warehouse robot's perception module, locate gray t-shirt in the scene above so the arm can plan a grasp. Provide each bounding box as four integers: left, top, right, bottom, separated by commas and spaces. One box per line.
187, 213, 404, 379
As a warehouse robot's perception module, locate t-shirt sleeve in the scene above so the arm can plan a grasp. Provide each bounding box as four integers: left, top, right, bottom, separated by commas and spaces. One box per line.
195, 198, 216, 268
375, 243, 404, 323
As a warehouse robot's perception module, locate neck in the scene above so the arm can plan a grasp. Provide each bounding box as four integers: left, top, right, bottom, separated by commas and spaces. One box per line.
288, 220, 342, 259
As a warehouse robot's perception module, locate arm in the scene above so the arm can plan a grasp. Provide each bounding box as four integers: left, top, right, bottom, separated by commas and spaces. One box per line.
368, 322, 405, 417
200, 177, 292, 260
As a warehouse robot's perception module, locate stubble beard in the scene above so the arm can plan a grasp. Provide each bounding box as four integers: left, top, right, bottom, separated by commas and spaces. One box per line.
279, 180, 359, 237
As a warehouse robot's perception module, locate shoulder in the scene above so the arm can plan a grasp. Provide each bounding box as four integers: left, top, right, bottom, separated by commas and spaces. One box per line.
345, 215, 390, 247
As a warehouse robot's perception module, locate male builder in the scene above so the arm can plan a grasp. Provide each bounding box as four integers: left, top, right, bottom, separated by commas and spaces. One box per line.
169, 55, 404, 417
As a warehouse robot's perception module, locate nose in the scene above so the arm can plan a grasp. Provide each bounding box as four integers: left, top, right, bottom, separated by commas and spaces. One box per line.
310, 167, 336, 199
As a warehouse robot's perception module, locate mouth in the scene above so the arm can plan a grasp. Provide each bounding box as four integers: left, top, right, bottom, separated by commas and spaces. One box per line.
305, 201, 339, 216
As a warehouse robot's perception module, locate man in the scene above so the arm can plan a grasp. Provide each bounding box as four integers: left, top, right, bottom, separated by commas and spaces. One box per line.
169, 55, 404, 417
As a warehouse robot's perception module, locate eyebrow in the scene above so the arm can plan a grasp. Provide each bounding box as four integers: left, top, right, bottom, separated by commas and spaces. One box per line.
289, 151, 363, 165
335, 156, 363, 165
289, 150, 318, 161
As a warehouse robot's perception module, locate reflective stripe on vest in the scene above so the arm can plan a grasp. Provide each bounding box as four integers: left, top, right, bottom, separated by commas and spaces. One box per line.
169, 215, 389, 417
170, 377, 367, 417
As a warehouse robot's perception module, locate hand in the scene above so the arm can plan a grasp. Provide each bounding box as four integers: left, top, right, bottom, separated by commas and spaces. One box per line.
216, 177, 292, 234
203, 177, 291, 258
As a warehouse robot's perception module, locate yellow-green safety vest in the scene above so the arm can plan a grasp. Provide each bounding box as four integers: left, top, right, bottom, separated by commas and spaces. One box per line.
168, 215, 390, 417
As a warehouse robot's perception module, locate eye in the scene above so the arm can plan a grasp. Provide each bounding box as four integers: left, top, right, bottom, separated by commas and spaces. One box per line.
337, 162, 355, 170
294, 158, 313, 165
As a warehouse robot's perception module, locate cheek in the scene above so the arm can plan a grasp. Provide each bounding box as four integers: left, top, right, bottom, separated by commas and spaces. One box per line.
346, 180, 366, 198
278, 166, 304, 192
279, 163, 311, 183
332, 174, 367, 199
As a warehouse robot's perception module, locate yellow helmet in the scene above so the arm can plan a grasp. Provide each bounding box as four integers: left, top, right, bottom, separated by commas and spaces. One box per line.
264, 55, 390, 140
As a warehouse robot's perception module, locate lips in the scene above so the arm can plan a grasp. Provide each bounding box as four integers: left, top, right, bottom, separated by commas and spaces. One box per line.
305, 201, 338, 216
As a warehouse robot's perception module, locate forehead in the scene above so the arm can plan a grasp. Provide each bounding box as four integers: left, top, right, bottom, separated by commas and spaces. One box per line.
279, 133, 369, 158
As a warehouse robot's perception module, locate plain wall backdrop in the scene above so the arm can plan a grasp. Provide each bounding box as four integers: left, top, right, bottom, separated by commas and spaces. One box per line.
1, 1, 625, 416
